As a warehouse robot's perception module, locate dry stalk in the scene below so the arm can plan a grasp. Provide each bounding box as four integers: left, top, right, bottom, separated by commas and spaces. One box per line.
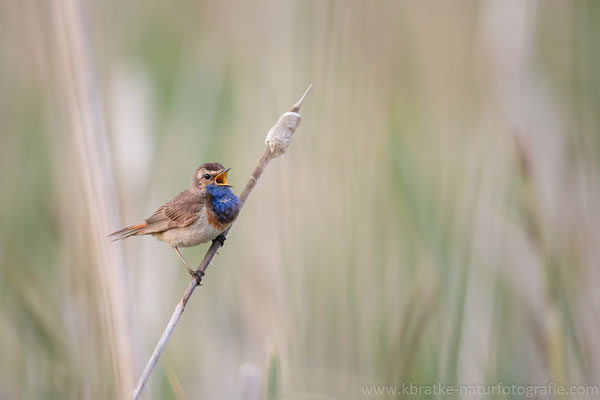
129, 84, 312, 400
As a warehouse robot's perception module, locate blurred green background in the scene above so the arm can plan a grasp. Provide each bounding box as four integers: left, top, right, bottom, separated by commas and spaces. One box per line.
1, 0, 599, 399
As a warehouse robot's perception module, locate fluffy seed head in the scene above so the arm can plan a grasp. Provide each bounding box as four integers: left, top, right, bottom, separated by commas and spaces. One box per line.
265, 112, 301, 157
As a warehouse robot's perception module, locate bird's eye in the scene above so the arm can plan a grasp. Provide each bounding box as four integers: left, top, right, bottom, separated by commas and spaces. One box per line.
203, 173, 211, 180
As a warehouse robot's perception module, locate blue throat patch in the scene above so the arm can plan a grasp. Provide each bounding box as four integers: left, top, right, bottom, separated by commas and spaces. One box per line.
206, 184, 239, 222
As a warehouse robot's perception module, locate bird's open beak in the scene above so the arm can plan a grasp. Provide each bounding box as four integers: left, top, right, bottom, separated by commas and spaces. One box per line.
215, 168, 231, 186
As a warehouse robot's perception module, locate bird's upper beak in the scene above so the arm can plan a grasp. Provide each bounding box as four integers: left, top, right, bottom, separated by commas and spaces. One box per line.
215, 168, 231, 187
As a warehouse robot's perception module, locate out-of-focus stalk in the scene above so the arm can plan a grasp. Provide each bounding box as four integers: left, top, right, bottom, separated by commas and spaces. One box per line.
51, 0, 134, 396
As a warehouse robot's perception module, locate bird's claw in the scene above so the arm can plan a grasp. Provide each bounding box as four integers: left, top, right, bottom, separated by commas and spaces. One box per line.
215, 234, 226, 246
190, 269, 205, 286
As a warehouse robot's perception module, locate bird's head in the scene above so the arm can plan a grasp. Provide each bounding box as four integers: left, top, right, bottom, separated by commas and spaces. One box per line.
190, 162, 231, 193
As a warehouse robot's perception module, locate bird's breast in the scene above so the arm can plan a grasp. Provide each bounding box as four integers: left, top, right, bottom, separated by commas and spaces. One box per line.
205, 206, 233, 232
206, 184, 239, 224
154, 208, 225, 248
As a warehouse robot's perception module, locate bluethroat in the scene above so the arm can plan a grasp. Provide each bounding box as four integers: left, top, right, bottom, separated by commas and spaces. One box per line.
110, 162, 240, 282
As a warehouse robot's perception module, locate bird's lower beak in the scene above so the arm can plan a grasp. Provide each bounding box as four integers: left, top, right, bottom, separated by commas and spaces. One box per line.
215, 168, 231, 186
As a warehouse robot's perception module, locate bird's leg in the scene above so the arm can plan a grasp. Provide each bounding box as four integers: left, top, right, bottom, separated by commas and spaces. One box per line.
172, 246, 203, 285
215, 234, 226, 246
172, 246, 193, 274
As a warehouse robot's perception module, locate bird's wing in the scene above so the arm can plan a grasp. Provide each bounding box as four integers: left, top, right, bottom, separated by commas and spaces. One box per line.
143, 191, 204, 233
110, 191, 204, 239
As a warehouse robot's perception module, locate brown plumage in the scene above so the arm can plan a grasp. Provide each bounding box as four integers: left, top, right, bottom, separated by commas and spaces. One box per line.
110, 162, 239, 280
110, 190, 205, 240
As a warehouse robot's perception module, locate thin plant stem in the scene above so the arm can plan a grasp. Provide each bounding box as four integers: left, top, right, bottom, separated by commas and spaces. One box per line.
129, 85, 311, 400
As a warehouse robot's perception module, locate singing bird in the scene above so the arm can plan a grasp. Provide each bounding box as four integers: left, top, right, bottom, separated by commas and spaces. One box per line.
110, 162, 240, 281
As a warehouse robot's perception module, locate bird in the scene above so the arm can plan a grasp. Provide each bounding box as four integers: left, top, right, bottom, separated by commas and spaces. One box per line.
110, 162, 240, 282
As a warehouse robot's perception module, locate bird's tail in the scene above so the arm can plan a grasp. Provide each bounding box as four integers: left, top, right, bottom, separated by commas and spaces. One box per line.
109, 222, 148, 241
